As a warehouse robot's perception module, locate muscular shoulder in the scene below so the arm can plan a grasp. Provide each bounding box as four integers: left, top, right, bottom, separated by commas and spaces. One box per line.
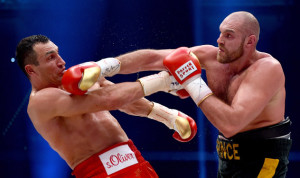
190, 45, 218, 68
28, 87, 68, 121
247, 56, 285, 92
29, 87, 66, 106
252, 55, 284, 78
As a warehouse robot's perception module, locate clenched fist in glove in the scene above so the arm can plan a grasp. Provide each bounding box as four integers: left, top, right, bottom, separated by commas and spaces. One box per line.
137, 71, 189, 99
62, 58, 120, 95
163, 47, 213, 106
148, 102, 197, 142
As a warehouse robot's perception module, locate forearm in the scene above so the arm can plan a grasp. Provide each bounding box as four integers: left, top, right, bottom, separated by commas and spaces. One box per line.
88, 82, 145, 111
121, 99, 198, 142
198, 96, 247, 138
116, 49, 172, 74
119, 98, 153, 117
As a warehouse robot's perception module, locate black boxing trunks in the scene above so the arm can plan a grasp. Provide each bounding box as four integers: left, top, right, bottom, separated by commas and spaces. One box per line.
216, 118, 292, 178
72, 140, 158, 178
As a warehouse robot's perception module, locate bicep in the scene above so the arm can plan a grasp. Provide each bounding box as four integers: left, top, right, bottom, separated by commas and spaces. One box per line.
30, 88, 102, 119
30, 80, 145, 120
117, 49, 172, 74
231, 61, 284, 124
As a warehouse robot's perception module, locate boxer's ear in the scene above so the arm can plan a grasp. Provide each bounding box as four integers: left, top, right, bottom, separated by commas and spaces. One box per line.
245, 35, 256, 47
25, 64, 35, 76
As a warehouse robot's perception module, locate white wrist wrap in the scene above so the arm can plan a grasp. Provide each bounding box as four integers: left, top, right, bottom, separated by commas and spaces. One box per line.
184, 76, 213, 106
138, 71, 171, 96
96, 57, 121, 77
169, 75, 184, 91
147, 102, 177, 129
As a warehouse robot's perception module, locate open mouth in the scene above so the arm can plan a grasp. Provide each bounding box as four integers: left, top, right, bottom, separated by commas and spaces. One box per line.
218, 47, 225, 52
59, 68, 66, 76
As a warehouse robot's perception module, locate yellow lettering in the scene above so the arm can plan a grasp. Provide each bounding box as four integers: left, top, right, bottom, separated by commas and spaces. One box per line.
217, 140, 241, 161
226, 143, 233, 160
221, 142, 226, 159
216, 140, 224, 159
233, 144, 240, 160
216, 140, 220, 153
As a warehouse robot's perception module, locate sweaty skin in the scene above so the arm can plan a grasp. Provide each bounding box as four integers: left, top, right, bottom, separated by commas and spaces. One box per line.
27, 41, 150, 169
116, 12, 286, 138
191, 45, 285, 137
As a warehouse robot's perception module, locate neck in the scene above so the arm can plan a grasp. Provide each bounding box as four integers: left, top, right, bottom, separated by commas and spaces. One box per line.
31, 78, 61, 92
228, 50, 258, 74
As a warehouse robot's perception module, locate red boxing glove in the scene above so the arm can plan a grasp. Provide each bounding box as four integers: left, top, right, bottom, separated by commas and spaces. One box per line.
163, 47, 201, 85
168, 73, 190, 99
164, 47, 213, 106
172, 112, 197, 142
62, 62, 101, 95
168, 87, 190, 99
175, 89, 190, 99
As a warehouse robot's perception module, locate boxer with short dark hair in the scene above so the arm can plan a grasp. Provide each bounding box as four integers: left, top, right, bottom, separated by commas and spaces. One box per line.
113, 11, 292, 177
15, 35, 197, 178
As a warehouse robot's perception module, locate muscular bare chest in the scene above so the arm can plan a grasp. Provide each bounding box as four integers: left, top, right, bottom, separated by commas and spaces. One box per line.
206, 66, 246, 104
48, 111, 127, 168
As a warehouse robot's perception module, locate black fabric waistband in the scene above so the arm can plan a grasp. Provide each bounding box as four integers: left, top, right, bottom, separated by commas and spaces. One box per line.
219, 117, 291, 141
216, 136, 292, 161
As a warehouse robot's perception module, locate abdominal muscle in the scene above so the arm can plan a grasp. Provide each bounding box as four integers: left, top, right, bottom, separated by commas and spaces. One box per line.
36, 110, 129, 169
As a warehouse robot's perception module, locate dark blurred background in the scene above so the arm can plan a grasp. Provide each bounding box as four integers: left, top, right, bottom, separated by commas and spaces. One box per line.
1, 0, 299, 177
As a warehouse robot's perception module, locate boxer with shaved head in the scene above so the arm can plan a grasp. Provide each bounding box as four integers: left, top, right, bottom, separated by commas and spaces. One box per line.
115, 11, 292, 177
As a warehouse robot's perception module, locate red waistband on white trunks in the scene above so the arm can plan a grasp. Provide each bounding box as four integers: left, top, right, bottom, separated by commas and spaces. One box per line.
72, 140, 145, 178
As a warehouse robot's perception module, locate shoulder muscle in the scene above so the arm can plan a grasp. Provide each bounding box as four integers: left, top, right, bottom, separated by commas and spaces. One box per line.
190, 45, 218, 69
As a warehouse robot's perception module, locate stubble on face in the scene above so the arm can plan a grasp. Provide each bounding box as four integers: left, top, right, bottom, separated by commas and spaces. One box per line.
217, 38, 245, 64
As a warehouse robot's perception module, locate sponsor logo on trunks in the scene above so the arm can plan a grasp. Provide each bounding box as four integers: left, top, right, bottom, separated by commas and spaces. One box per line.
99, 144, 138, 175
175, 60, 197, 81
216, 140, 240, 160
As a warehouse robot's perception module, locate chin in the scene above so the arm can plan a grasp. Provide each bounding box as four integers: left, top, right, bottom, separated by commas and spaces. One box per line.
217, 53, 221, 61
217, 55, 225, 63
